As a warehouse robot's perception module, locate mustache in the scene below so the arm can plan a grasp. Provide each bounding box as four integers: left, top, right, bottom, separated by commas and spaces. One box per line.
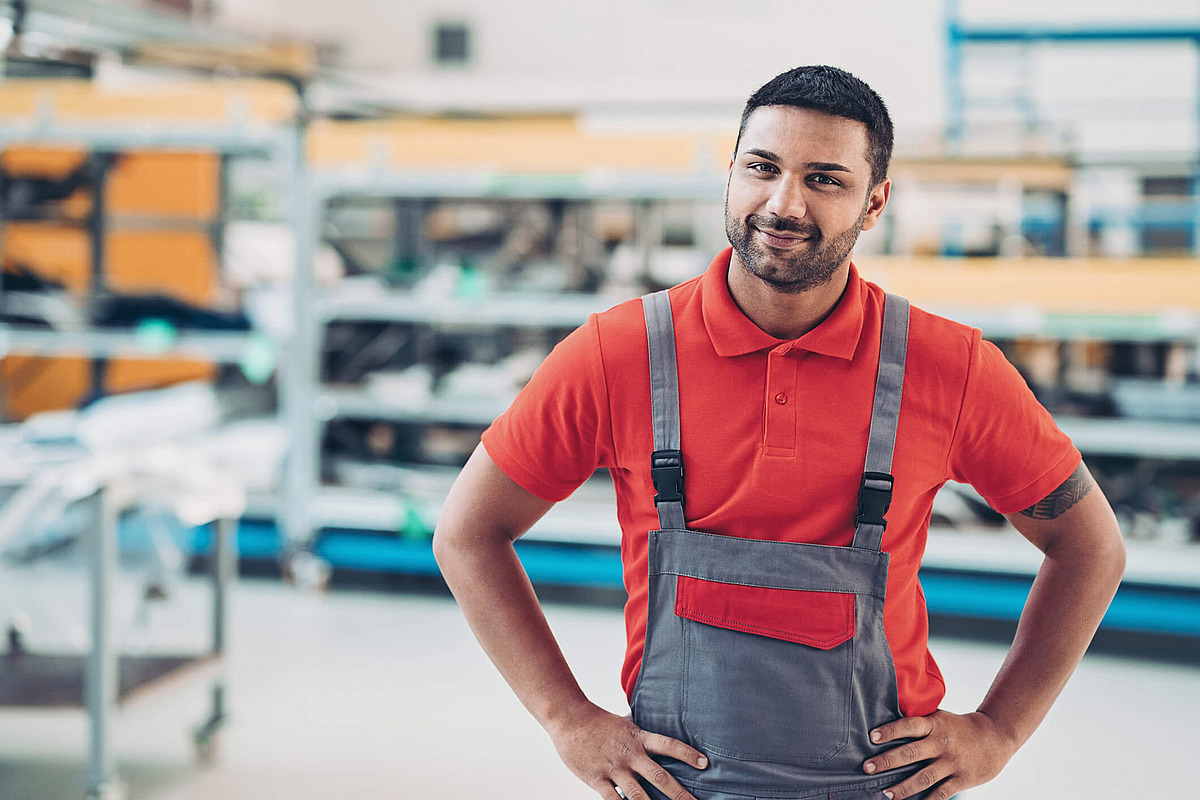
747, 214, 820, 238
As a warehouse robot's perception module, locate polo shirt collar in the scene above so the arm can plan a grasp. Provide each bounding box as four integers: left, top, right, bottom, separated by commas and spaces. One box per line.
700, 247, 866, 360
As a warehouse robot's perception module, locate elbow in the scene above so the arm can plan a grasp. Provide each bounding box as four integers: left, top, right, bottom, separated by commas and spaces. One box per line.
1107, 523, 1127, 587
431, 518, 461, 571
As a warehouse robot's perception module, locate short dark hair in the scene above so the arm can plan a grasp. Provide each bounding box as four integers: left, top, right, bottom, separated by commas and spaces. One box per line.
735, 65, 894, 188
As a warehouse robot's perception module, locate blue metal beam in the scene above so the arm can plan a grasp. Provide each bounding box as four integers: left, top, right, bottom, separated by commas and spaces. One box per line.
957, 26, 1200, 44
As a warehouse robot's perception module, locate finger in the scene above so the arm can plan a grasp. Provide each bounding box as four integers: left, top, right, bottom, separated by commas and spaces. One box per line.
610, 770, 652, 800
639, 729, 710, 770
591, 782, 624, 800
883, 761, 954, 800
870, 715, 935, 744
863, 737, 939, 775
633, 756, 700, 800
919, 776, 966, 800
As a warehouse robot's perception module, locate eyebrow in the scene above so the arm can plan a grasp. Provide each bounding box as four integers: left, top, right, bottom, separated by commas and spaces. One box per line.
741, 149, 853, 173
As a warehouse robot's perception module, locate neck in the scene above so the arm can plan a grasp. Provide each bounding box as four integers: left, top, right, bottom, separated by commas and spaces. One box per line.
726, 253, 852, 340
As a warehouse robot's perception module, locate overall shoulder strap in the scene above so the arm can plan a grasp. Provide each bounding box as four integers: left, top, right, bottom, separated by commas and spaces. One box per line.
852, 292, 911, 552
642, 290, 686, 530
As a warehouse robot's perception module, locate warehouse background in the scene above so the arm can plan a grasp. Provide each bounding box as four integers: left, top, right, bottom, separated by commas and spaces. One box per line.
0, 0, 1197, 798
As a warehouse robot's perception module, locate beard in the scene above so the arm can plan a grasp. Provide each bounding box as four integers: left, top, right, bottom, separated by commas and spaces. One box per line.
725, 200, 869, 294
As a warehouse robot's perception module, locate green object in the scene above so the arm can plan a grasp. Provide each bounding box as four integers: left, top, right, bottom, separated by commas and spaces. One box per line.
456, 263, 487, 300
399, 499, 432, 540
134, 319, 178, 353
238, 336, 277, 385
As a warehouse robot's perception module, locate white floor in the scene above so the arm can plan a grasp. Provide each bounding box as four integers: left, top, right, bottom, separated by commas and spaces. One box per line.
0, 577, 1194, 799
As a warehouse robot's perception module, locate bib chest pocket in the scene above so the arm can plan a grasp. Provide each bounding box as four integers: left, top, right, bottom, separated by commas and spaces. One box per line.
675, 575, 857, 766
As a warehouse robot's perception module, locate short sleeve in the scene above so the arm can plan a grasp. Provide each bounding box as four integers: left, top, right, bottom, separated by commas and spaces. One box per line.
946, 330, 1082, 515
480, 314, 614, 503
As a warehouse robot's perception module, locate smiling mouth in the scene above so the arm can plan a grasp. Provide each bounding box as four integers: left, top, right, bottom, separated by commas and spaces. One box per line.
754, 226, 812, 247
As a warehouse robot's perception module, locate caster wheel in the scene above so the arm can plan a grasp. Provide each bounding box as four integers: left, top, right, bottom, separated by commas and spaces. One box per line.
7, 611, 31, 654
284, 551, 331, 591
194, 732, 220, 764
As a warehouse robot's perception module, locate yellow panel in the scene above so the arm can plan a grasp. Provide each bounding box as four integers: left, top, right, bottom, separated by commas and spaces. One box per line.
107, 231, 216, 306
309, 117, 712, 172
0, 79, 297, 125
107, 152, 220, 218
2, 223, 92, 291
890, 159, 1073, 191
860, 257, 1200, 313
3, 227, 216, 303
106, 359, 216, 394
0, 147, 87, 177
0, 356, 90, 420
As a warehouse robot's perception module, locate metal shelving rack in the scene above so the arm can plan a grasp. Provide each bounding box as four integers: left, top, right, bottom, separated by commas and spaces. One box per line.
943, 1, 1200, 256
282, 117, 1200, 637
276, 118, 731, 574
0, 78, 304, 799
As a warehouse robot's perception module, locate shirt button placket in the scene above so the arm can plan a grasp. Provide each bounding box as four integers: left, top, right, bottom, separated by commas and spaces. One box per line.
764, 346, 798, 455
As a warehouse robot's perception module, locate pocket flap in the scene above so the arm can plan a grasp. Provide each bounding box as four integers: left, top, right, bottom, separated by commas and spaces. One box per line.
675, 576, 855, 650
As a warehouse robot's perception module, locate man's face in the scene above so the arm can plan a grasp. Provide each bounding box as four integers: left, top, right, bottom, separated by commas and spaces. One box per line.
724, 105, 888, 294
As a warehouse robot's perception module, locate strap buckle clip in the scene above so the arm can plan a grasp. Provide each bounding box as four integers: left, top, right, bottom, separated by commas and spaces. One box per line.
857, 471, 894, 529
651, 449, 684, 506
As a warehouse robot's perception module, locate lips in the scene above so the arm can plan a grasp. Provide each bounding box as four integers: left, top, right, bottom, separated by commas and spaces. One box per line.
754, 225, 811, 248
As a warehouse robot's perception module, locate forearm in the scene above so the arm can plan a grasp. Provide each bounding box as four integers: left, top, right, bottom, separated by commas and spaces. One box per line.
434, 530, 593, 734
976, 522, 1125, 750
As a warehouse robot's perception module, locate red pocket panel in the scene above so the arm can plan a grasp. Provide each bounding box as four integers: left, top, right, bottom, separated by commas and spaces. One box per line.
675, 576, 855, 650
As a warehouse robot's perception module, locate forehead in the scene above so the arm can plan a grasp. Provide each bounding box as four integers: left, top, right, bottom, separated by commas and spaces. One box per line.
738, 105, 871, 173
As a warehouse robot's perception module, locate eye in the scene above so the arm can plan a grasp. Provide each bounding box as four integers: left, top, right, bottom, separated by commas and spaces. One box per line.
810, 174, 840, 186
748, 162, 778, 175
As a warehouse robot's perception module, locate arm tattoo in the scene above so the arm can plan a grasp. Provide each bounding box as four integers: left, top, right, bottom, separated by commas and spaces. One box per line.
1018, 463, 1095, 520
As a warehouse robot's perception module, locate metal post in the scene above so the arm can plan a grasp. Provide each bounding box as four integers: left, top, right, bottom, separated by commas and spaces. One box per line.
87, 153, 112, 401
944, 0, 964, 153
84, 486, 123, 800
281, 122, 320, 553
206, 517, 234, 731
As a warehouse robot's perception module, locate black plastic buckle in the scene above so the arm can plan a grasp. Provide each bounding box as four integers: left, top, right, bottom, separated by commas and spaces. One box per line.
651, 449, 684, 506
857, 471, 894, 529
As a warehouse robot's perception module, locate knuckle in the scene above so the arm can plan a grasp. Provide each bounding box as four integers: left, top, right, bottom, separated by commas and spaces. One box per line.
618, 741, 634, 757
914, 770, 935, 789
646, 766, 671, 785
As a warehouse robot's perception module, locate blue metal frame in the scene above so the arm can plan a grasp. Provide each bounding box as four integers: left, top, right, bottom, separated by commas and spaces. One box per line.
944, 5, 1200, 254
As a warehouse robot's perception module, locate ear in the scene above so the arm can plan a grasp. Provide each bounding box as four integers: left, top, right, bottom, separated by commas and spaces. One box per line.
859, 178, 891, 232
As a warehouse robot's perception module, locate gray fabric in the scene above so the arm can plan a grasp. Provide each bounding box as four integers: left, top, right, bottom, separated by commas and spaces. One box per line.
852, 293, 910, 552
630, 285, 921, 797
643, 290, 686, 530
650, 528, 887, 599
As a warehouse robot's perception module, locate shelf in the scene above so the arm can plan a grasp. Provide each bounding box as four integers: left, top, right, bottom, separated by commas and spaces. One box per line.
0, 652, 219, 708
1057, 416, 1200, 460
318, 285, 617, 326
313, 171, 726, 202
309, 480, 618, 546
922, 527, 1200, 589
0, 325, 276, 364
318, 388, 504, 426
275, 482, 1200, 587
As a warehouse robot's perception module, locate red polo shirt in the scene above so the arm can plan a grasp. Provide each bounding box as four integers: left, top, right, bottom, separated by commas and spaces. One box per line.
481, 248, 1081, 717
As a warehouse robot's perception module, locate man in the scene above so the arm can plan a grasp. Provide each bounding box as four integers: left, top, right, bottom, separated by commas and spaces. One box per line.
434, 66, 1125, 800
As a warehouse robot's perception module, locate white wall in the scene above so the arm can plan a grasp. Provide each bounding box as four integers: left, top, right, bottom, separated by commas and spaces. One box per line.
217, 0, 1199, 158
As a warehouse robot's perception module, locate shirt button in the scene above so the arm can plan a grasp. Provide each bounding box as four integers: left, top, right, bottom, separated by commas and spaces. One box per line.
774, 393, 788, 405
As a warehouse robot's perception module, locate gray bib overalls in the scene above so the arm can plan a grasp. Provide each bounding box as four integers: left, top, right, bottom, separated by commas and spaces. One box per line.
631, 289, 926, 799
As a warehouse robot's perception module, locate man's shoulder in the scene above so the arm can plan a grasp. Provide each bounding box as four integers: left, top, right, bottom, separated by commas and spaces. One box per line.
869, 281, 980, 368
592, 274, 706, 342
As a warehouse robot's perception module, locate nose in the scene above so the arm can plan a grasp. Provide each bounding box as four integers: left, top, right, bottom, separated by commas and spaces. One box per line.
763, 173, 806, 221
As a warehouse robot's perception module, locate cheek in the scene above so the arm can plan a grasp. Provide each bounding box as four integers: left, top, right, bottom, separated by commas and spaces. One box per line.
725, 180, 763, 217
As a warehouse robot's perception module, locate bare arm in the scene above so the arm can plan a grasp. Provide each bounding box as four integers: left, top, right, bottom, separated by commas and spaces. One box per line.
433, 443, 707, 800
865, 461, 1126, 799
